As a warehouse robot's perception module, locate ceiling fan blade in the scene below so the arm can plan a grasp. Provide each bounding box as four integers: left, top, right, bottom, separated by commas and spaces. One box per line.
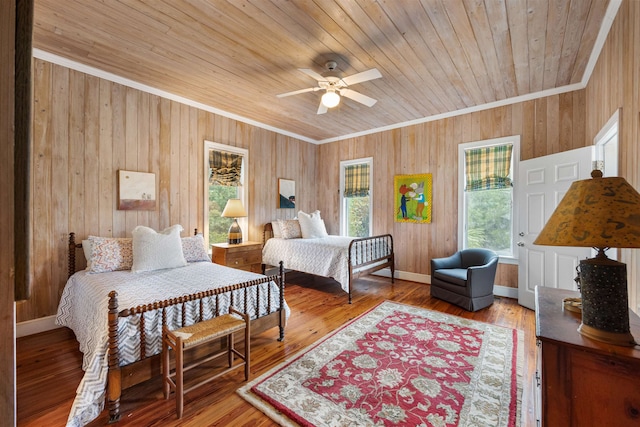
340, 88, 377, 107
276, 87, 318, 98
317, 99, 328, 115
341, 68, 382, 86
299, 68, 328, 82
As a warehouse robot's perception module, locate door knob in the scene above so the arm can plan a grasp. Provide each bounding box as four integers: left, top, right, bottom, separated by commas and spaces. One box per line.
517, 241, 525, 247
519, 232, 525, 237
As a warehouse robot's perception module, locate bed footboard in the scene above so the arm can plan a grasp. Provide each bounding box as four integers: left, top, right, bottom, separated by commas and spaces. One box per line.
348, 234, 395, 303
106, 261, 285, 423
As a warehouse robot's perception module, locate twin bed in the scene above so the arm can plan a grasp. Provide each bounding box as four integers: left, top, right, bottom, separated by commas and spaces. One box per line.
262, 222, 395, 303
57, 223, 394, 426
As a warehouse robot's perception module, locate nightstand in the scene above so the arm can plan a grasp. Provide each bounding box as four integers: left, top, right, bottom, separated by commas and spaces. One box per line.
211, 241, 262, 273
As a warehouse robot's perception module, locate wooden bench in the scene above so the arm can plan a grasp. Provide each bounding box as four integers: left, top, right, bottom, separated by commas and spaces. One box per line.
162, 306, 250, 418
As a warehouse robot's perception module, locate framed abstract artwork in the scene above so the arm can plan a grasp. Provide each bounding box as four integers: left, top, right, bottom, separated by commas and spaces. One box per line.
118, 170, 156, 210
278, 178, 296, 208
394, 173, 432, 223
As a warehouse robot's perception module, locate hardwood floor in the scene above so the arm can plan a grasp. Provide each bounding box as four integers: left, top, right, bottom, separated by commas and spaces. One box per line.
17, 273, 537, 426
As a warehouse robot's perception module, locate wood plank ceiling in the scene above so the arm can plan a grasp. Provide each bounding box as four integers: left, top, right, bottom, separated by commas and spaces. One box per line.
32, 0, 611, 142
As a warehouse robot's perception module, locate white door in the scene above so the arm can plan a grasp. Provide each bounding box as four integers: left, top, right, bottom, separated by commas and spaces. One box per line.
517, 147, 592, 309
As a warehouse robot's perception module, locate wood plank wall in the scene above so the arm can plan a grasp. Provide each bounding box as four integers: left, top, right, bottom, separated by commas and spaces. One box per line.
584, 0, 640, 313
316, 91, 588, 287
17, 59, 316, 322
20, 0, 640, 323
1, 0, 16, 422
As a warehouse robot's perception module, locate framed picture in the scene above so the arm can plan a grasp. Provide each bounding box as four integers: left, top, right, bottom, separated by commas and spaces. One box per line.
278, 178, 296, 208
118, 170, 156, 210
394, 173, 432, 223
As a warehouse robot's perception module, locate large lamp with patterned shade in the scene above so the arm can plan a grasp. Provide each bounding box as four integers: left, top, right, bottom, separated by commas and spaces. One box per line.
534, 169, 640, 347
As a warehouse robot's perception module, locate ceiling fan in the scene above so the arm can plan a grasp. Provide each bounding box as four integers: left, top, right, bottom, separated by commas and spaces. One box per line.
277, 61, 382, 114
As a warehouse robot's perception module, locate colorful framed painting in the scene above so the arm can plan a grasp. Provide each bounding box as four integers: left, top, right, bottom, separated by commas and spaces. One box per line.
394, 173, 432, 223
118, 170, 156, 210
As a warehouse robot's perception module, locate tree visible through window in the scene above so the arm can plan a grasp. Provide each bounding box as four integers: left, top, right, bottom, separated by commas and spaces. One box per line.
341, 158, 372, 237
204, 142, 247, 247
460, 139, 518, 258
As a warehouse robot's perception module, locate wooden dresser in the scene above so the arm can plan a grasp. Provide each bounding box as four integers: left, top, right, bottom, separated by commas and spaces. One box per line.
535, 286, 640, 426
211, 241, 262, 273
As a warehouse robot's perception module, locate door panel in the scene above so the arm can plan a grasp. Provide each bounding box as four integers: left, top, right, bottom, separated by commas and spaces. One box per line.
517, 147, 592, 309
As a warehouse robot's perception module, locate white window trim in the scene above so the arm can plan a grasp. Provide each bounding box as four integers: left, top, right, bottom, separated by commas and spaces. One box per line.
203, 141, 249, 249
339, 157, 373, 237
457, 136, 520, 264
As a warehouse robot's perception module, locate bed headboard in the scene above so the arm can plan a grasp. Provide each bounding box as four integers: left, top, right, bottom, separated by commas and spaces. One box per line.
263, 222, 274, 244
68, 228, 201, 278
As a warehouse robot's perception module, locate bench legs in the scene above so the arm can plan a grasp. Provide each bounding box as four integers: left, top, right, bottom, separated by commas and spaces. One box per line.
162, 310, 250, 419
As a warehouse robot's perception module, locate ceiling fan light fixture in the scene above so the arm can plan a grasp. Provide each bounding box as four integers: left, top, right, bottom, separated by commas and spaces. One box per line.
321, 90, 340, 108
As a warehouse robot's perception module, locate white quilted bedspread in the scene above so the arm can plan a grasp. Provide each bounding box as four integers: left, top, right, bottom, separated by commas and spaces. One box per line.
262, 236, 355, 293
56, 262, 288, 427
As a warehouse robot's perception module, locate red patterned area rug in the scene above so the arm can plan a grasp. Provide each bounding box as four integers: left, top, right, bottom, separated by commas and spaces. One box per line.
238, 301, 523, 426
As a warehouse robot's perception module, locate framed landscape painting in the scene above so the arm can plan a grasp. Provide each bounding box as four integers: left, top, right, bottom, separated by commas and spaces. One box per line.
118, 170, 156, 210
394, 173, 432, 223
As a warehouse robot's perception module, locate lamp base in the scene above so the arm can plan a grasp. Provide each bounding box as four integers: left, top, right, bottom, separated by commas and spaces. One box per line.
227, 219, 243, 245
578, 323, 636, 347
579, 255, 635, 347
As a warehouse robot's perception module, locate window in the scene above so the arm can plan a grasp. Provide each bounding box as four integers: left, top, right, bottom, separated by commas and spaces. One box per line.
203, 141, 248, 247
458, 137, 519, 259
340, 158, 373, 237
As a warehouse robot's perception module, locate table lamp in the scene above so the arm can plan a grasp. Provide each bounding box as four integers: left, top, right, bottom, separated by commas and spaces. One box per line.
534, 169, 640, 347
221, 199, 247, 244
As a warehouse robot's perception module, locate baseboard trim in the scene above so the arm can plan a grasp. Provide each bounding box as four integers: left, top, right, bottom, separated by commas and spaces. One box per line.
16, 315, 60, 338
374, 268, 518, 300
372, 268, 430, 284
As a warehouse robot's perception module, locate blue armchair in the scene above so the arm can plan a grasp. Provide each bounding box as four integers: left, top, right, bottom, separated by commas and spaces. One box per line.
430, 248, 499, 311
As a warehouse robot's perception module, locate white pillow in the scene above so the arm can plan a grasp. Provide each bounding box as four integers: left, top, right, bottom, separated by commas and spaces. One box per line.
131, 225, 188, 273
271, 221, 283, 238
82, 239, 92, 269
298, 210, 328, 238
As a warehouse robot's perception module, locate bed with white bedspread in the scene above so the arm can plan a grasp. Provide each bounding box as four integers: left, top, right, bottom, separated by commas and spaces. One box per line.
262, 219, 394, 303
58, 231, 287, 426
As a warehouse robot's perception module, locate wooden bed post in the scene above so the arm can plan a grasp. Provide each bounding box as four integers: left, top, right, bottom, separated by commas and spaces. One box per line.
107, 291, 121, 423
278, 260, 285, 341
68, 233, 76, 279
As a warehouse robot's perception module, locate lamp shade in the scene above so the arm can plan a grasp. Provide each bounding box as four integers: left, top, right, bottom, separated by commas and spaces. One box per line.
533, 170, 640, 248
221, 199, 247, 218
321, 90, 340, 108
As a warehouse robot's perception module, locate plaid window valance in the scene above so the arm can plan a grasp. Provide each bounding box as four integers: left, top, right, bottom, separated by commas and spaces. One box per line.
209, 150, 243, 186
465, 144, 513, 191
344, 163, 370, 198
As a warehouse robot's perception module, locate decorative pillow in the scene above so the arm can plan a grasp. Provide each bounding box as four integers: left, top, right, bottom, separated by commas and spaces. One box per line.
271, 221, 283, 238
278, 219, 302, 239
298, 210, 329, 238
131, 224, 188, 273
88, 236, 133, 273
181, 235, 210, 262
82, 239, 92, 269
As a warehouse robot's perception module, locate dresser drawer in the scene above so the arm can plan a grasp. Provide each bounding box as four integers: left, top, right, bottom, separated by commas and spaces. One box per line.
211, 242, 262, 273
224, 249, 261, 268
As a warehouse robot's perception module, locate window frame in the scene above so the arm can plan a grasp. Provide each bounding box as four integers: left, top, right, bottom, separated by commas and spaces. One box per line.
339, 157, 373, 237
203, 141, 249, 249
457, 136, 520, 264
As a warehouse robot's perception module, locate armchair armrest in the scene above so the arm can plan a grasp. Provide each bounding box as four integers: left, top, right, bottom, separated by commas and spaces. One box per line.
467, 256, 499, 296
431, 252, 462, 271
